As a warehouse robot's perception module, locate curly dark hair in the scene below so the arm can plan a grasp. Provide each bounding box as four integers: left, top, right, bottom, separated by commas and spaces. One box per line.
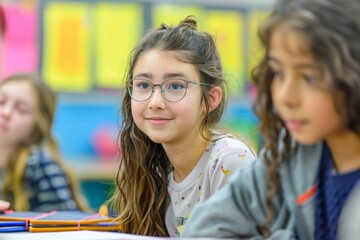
252, 0, 360, 236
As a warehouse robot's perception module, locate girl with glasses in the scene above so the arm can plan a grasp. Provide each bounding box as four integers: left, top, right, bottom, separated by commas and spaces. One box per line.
107, 16, 256, 236
183, 0, 360, 239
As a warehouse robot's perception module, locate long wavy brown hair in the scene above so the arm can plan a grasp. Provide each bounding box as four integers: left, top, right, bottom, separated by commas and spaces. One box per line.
252, 0, 360, 236
108, 16, 227, 236
1, 73, 88, 211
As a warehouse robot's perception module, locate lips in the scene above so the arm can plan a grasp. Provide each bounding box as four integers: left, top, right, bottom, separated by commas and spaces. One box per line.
146, 117, 173, 125
284, 119, 307, 131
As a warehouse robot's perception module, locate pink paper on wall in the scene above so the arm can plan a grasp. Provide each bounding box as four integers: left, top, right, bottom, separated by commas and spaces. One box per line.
1, 5, 38, 78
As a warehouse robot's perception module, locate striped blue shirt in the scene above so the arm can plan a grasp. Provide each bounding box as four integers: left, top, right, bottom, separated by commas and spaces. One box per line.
24, 146, 78, 211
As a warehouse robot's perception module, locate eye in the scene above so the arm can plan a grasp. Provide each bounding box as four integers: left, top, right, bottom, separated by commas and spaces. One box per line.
15, 102, 31, 115
271, 68, 284, 80
268, 63, 284, 81
134, 80, 152, 90
165, 79, 186, 91
303, 74, 318, 84
16, 106, 30, 114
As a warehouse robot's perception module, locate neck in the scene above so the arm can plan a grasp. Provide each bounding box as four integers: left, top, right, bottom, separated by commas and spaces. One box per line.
326, 130, 360, 173
0, 142, 16, 168
164, 132, 211, 183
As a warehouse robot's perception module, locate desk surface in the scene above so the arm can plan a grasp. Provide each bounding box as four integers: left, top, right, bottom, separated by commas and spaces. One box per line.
0, 231, 160, 240
0, 230, 231, 240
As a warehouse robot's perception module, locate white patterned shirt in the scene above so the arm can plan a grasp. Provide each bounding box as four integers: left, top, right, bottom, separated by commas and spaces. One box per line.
165, 132, 256, 237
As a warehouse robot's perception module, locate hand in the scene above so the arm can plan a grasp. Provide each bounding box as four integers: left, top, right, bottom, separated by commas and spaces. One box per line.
0, 200, 10, 211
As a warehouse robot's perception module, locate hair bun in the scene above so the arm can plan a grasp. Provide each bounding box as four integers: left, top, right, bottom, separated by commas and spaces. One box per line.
179, 15, 197, 30
159, 23, 169, 30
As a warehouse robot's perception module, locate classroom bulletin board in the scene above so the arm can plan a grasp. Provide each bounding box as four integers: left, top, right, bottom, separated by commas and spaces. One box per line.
39, 0, 270, 95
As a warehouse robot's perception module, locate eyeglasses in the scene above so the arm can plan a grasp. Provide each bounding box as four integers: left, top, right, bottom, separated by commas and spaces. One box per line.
126, 78, 213, 102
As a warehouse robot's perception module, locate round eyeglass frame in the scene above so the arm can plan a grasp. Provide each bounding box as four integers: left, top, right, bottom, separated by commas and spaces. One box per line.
126, 78, 213, 102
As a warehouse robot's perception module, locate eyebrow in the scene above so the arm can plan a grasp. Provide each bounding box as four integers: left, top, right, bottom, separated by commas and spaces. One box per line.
132, 72, 150, 79
267, 55, 319, 69
133, 72, 189, 80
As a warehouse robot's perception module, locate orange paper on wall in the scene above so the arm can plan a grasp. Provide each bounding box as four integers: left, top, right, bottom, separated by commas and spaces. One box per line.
42, 2, 91, 92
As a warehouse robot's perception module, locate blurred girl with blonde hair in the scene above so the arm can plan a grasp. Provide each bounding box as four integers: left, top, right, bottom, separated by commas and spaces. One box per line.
0, 73, 88, 211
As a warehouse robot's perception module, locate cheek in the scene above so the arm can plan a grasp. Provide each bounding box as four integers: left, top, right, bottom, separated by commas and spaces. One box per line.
311, 98, 344, 128
177, 102, 204, 126
319, 107, 343, 127
131, 102, 144, 126
14, 115, 35, 141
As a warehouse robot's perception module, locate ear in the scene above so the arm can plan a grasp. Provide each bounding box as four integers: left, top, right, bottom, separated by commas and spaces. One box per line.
208, 86, 222, 112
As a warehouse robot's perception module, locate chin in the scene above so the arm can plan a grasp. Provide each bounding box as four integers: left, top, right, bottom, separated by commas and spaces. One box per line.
294, 137, 319, 146
148, 136, 167, 144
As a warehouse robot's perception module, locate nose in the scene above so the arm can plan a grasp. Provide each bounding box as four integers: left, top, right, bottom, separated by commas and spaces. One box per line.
148, 87, 166, 109
275, 74, 300, 108
0, 102, 12, 119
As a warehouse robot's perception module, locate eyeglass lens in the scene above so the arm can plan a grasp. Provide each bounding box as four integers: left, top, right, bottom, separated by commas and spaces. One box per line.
128, 79, 189, 102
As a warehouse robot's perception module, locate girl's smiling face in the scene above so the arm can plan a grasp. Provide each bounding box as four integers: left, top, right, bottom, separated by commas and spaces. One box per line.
0, 80, 37, 146
131, 50, 207, 146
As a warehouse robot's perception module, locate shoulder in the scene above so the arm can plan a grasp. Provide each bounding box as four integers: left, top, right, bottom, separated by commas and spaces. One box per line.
210, 132, 256, 161
27, 145, 54, 166
25, 145, 65, 179
210, 133, 257, 171
205, 133, 257, 183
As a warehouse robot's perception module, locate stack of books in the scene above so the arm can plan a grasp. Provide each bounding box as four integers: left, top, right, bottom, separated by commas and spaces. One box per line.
0, 210, 121, 233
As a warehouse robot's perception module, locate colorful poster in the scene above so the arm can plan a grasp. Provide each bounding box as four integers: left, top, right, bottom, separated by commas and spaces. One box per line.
42, 2, 91, 92
1, 6, 38, 78
94, 3, 143, 89
205, 11, 244, 95
247, 10, 269, 81
152, 4, 204, 29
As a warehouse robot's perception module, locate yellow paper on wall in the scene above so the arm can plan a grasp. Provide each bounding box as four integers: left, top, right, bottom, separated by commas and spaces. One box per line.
42, 2, 91, 92
152, 4, 204, 29
94, 3, 143, 89
204, 11, 244, 95
247, 10, 269, 81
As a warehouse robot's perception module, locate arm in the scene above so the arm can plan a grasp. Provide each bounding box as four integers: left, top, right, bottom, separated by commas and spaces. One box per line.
183, 157, 296, 239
